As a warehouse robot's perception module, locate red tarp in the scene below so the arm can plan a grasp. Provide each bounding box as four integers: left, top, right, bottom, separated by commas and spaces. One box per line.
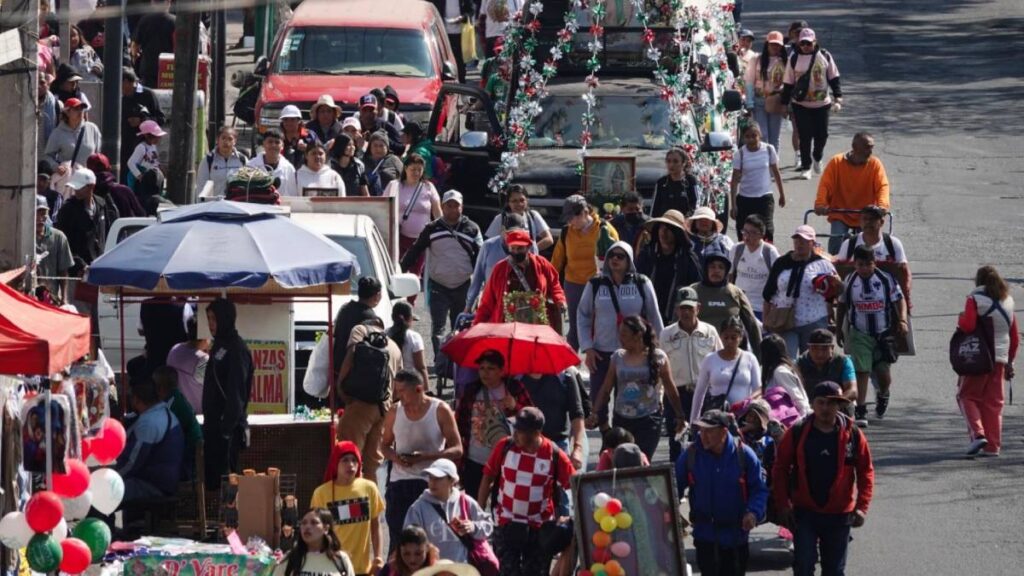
0, 281, 90, 376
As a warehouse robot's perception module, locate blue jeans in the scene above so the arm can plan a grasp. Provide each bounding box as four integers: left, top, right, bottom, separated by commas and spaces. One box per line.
565, 281, 586, 350
589, 351, 613, 425
754, 102, 784, 154
793, 510, 853, 576
781, 318, 830, 359
828, 220, 852, 255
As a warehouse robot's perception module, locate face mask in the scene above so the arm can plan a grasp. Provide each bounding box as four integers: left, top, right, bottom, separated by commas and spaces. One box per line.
624, 212, 644, 226
511, 251, 528, 264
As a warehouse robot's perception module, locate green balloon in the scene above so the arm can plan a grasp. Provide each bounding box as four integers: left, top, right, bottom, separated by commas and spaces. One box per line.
26, 533, 62, 573
72, 518, 112, 562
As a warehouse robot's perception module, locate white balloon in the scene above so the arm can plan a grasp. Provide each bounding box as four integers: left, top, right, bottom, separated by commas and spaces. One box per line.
62, 491, 93, 521
593, 492, 611, 508
52, 518, 68, 542
89, 468, 125, 516
0, 512, 34, 548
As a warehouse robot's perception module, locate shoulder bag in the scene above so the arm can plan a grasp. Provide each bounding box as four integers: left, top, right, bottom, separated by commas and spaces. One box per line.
704, 355, 744, 414
950, 298, 1004, 376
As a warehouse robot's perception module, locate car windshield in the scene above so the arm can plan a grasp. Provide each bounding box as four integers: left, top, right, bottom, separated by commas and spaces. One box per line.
328, 235, 374, 286
529, 93, 696, 149
274, 26, 433, 78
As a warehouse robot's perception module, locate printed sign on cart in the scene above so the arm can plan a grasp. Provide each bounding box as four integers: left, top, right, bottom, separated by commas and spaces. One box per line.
248, 340, 289, 414
122, 553, 273, 576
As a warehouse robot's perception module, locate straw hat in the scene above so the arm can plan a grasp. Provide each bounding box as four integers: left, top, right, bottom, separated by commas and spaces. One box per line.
310, 94, 342, 118
644, 209, 688, 232
689, 206, 723, 233
412, 561, 481, 576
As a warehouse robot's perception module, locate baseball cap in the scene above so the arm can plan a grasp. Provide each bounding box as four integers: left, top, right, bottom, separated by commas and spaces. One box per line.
442, 190, 463, 205
64, 97, 89, 110
811, 381, 850, 403
279, 104, 302, 119
423, 458, 460, 481
694, 409, 733, 429
561, 194, 588, 222
808, 328, 836, 346
799, 28, 816, 43
504, 229, 532, 247
86, 153, 112, 174
514, 406, 545, 432
739, 28, 755, 39
792, 224, 816, 241
341, 117, 362, 132
35, 195, 49, 211
359, 94, 378, 109
502, 211, 528, 231
612, 443, 646, 468
767, 31, 785, 45
65, 168, 96, 190
37, 161, 53, 178
137, 119, 167, 137
676, 286, 700, 308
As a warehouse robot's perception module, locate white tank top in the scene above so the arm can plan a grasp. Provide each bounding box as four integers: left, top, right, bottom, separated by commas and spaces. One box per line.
391, 398, 446, 482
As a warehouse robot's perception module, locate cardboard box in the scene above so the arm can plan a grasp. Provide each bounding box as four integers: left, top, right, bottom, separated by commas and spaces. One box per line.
235, 469, 281, 548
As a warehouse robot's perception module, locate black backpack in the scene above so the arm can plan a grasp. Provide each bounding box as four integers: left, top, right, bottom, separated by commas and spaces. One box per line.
341, 330, 392, 405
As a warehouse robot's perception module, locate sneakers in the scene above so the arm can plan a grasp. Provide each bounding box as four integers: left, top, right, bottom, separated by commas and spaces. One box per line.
966, 437, 988, 456
979, 450, 1000, 458
875, 393, 890, 419
792, 156, 802, 170
854, 404, 869, 428
799, 169, 813, 180
813, 160, 823, 174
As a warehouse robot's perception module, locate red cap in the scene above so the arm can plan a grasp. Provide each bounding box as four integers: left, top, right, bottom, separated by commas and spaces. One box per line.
505, 229, 532, 247
86, 153, 111, 173
64, 97, 87, 109
323, 440, 362, 482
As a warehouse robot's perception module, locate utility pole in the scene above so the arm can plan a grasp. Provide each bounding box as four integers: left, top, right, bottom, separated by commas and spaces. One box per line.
209, 3, 227, 148
167, 6, 201, 205
0, 0, 39, 274
101, 0, 124, 174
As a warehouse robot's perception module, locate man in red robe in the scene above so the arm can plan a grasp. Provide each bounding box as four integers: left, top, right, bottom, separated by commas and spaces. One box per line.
474, 229, 567, 332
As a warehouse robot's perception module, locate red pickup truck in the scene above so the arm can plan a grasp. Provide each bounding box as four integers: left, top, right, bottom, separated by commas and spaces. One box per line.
255, 0, 459, 133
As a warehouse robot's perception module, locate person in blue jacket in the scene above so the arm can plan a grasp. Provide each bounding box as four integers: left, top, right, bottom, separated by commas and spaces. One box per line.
676, 409, 769, 576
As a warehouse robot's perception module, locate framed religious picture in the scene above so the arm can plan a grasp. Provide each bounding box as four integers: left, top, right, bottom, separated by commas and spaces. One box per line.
301, 186, 341, 198
582, 156, 636, 198
572, 464, 687, 576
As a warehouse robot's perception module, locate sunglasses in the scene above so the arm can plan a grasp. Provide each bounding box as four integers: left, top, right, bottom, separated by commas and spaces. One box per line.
608, 252, 628, 260
799, 41, 813, 46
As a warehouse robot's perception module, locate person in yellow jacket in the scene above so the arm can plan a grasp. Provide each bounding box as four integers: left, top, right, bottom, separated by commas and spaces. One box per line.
551, 195, 619, 349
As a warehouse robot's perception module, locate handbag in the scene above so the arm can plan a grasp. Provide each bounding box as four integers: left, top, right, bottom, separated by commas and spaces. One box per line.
765, 93, 787, 115
764, 305, 796, 332
302, 334, 331, 398
458, 494, 499, 576
704, 356, 744, 414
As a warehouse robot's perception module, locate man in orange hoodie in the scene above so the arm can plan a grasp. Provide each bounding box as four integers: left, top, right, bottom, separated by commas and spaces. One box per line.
772, 381, 874, 576
814, 132, 890, 254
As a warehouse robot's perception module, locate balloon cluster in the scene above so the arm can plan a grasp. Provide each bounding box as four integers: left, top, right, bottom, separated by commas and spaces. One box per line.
580, 492, 634, 576
0, 419, 125, 574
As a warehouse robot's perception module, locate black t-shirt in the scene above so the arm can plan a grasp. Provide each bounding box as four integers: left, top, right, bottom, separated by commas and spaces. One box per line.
651, 174, 698, 218
804, 424, 840, 508
518, 374, 584, 442
133, 12, 176, 87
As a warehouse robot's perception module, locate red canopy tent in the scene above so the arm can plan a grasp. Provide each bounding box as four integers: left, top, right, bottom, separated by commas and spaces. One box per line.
0, 281, 91, 375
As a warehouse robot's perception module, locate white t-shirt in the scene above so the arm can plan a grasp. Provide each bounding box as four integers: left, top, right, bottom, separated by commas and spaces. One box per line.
771, 258, 837, 326
837, 233, 907, 264
481, 0, 523, 38
732, 242, 780, 312
734, 142, 777, 198
691, 350, 762, 423
839, 270, 903, 335
484, 209, 551, 239
444, 0, 462, 34
295, 165, 346, 196
248, 154, 298, 197
400, 330, 425, 372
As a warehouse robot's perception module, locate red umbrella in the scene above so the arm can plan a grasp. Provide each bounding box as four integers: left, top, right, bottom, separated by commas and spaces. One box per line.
441, 322, 579, 375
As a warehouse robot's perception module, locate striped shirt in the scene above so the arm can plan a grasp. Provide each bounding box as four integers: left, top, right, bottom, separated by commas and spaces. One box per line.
841, 270, 903, 335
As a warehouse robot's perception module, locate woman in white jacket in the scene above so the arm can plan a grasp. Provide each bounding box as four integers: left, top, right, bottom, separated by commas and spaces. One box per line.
403, 459, 493, 563
295, 143, 346, 196
760, 334, 811, 416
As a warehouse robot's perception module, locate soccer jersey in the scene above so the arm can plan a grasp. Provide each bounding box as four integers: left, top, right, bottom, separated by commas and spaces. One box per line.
840, 270, 903, 335
837, 233, 907, 264
483, 437, 573, 527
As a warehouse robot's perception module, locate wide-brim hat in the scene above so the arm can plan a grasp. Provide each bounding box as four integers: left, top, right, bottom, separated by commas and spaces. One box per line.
689, 206, 723, 233
310, 94, 342, 118
413, 561, 481, 576
644, 209, 688, 233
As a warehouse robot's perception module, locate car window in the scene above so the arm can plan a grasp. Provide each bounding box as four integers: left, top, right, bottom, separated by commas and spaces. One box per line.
327, 235, 374, 285
434, 92, 494, 146
530, 94, 697, 149
275, 26, 434, 78
116, 225, 148, 244
370, 227, 394, 280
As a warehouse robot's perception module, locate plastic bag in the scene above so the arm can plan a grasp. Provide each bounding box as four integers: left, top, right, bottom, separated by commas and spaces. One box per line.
461, 21, 477, 63
302, 334, 331, 399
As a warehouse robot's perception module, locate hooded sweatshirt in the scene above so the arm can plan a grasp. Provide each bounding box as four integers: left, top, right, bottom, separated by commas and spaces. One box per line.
44, 121, 103, 170
689, 251, 762, 354
578, 241, 664, 353
635, 223, 703, 323
404, 488, 494, 562
202, 300, 254, 439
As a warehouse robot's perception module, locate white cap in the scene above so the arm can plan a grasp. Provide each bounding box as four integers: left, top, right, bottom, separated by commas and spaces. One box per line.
341, 117, 362, 131
280, 104, 302, 119
442, 190, 463, 205
423, 458, 459, 481
65, 168, 96, 190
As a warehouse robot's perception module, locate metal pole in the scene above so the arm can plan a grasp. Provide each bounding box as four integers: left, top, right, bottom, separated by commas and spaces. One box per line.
101, 0, 124, 174
167, 7, 202, 205
212, 4, 227, 145
45, 386, 53, 491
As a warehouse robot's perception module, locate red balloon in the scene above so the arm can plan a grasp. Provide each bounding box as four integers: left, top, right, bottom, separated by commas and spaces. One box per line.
80, 438, 93, 461
60, 537, 92, 574
91, 420, 127, 465
25, 491, 64, 533
592, 547, 612, 563
605, 498, 623, 516
579, 571, 593, 576
52, 459, 90, 498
